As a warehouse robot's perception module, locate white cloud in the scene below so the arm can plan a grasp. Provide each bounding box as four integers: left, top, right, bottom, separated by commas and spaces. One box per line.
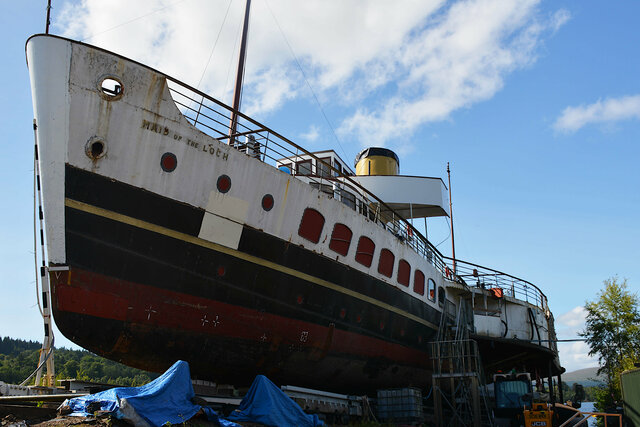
555, 306, 598, 372
557, 340, 597, 373
338, 2, 571, 146
55, 0, 568, 148
554, 94, 640, 133
557, 306, 586, 328
300, 125, 320, 143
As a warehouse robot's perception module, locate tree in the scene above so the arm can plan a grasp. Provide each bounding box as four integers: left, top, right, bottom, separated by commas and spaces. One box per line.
580, 277, 640, 411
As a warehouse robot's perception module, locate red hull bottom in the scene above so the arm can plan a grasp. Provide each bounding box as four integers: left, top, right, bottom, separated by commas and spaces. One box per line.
51, 267, 433, 393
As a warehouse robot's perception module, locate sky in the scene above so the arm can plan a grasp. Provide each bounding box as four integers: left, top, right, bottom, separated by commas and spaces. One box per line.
1, 0, 639, 375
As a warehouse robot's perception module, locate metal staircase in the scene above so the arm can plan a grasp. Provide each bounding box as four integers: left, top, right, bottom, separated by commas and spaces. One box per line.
431, 298, 494, 426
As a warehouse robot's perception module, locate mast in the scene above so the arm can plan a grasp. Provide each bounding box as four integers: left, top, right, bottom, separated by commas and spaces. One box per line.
228, 0, 252, 146
447, 162, 457, 274
45, 0, 52, 34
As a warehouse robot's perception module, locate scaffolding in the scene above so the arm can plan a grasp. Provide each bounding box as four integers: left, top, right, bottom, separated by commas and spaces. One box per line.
431, 299, 493, 426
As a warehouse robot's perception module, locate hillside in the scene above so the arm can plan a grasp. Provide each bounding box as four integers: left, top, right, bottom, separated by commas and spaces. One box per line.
0, 336, 158, 386
562, 366, 605, 386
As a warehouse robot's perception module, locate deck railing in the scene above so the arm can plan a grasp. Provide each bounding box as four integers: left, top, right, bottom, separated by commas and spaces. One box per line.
165, 78, 547, 312
444, 257, 548, 311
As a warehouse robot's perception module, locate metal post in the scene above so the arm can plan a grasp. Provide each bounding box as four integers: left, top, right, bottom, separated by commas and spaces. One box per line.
447, 163, 456, 274
424, 217, 428, 240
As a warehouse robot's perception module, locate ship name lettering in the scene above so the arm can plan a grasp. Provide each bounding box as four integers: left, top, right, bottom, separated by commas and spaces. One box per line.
141, 119, 169, 136
141, 119, 228, 161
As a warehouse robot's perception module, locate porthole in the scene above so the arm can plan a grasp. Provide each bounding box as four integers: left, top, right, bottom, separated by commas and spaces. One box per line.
160, 152, 177, 172
98, 76, 123, 100
217, 175, 232, 193
85, 137, 107, 160
262, 194, 274, 211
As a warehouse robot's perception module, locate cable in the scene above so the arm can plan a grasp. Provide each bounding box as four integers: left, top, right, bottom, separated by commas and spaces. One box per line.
196, 0, 234, 90
435, 217, 452, 248
222, 7, 245, 104
263, 0, 350, 162
20, 336, 55, 386
81, 0, 190, 42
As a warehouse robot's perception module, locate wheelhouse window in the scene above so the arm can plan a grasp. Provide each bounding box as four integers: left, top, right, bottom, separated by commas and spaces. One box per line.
377, 249, 395, 278
341, 190, 356, 210
298, 208, 324, 243
296, 159, 312, 176
318, 157, 331, 177
355, 236, 375, 267
329, 223, 353, 256
310, 182, 333, 196
428, 278, 436, 301
414, 270, 425, 296
397, 259, 410, 287
334, 162, 342, 177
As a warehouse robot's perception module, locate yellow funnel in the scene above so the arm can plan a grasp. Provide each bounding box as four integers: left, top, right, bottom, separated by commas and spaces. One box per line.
355, 147, 399, 176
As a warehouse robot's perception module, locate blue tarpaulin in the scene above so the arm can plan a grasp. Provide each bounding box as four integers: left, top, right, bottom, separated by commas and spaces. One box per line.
62, 360, 238, 427
228, 375, 323, 427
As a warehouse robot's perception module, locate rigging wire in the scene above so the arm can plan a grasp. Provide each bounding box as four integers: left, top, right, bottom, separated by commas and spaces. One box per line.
223, 7, 246, 105
195, 0, 234, 91
81, 0, 190, 42
263, 0, 350, 163
435, 217, 452, 248
20, 337, 55, 386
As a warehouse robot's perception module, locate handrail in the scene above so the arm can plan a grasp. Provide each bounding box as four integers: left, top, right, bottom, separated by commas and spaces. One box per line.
558, 410, 622, 427
443, 257, 548, 311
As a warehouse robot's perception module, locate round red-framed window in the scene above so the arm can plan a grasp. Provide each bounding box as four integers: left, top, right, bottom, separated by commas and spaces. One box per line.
217, 175, 231, 193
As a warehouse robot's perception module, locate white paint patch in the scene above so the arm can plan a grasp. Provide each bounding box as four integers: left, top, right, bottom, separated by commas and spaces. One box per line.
205, 191, 249, 223
200, 188, 249, 249
198, 213, 243, 250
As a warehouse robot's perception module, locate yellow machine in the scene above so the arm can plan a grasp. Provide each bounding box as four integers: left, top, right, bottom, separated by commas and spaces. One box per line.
523, 403, 553, 427
354, 147, 399, 176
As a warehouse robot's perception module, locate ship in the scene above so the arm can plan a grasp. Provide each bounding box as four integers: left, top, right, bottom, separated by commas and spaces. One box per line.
26, 29, 563, 395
